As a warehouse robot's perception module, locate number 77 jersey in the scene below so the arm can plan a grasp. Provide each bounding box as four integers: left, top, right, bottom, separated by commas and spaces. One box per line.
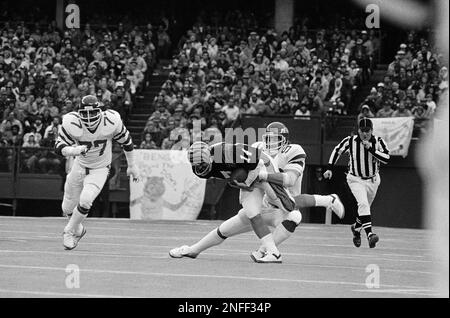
55, 109, 133, 169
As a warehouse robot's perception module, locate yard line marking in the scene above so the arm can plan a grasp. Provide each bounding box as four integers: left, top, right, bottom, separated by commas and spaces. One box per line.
0, 249, 435, 275
0, 288, 135, 298
0, 236, 434, 263
0, 249, 168, 259
0, 263, 436, 291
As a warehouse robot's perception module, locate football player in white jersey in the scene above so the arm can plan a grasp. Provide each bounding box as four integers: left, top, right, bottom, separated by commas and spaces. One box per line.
55, 95, 139, 250
249, 122, 345, 261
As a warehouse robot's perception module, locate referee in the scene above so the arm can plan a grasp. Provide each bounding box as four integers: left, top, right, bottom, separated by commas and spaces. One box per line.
323, 118, 390, 248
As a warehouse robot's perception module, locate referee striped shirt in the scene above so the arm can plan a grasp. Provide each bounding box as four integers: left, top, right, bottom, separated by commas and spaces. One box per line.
328, 135, 390, 178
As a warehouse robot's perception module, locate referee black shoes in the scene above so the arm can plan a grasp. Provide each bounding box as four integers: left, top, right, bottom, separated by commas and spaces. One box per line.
368, 233, 379, 248
350, 224, 361, 248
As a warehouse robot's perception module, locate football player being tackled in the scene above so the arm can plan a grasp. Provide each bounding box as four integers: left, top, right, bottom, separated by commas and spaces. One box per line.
169, 122, 344, 263
250, 122, 345, 260
55, 95, 139, 250
170, 141, 297, 263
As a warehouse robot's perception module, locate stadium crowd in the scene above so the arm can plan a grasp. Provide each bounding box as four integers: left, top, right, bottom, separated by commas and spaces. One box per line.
140, 10, 380, 149
357, 31, 448, 135
0, 20, 166, 172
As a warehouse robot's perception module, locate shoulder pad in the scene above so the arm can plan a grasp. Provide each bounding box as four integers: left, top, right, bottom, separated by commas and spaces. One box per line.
285, 144, 306, 160
62, 112, 83, 138
102, 109, 122, 134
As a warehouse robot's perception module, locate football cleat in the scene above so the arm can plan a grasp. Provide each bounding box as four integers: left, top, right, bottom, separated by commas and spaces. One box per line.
63, 225, 86, 250
255, 252, 282, 264
368, 233, 379, 248
169, 245, 198, 259
351, 224, 361, 248
328, 194, 345, 219
250, 249, 265, 263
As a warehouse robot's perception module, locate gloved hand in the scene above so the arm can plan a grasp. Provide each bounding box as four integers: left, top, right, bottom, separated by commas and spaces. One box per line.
127, 165, 139, 182
62, 145, 88, 157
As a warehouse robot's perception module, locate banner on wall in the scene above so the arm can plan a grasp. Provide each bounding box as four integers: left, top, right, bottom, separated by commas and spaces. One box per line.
371, 117, 415, 158
129, 150, 206, 220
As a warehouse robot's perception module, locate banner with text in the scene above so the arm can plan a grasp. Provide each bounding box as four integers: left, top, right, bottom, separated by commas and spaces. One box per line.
130, 150, 206, 220
371, 117, 415, 157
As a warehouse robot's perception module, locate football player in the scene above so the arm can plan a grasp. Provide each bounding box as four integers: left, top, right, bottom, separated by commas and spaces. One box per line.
170, 141, 296, 263
250, 122, 345, 261
55, 95, 139, 250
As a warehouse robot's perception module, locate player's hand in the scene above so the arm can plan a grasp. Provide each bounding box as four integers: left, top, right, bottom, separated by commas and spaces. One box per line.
228, 180, 253, 191
362, 140, 372, 149
323, 170, 333, 179
127, 165, 139, 182
73, 145, 88, 156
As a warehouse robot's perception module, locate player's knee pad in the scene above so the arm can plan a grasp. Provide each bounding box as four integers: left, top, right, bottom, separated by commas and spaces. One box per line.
61, 199, 77, 216
287, 210, 302, 225
282, 210, 302, 233
78, 184, 99, 212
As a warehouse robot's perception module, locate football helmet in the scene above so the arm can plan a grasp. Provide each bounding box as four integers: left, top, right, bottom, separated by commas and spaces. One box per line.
262, 122, 289, 156
78, 95, 102, 129
187, 141, 212, 176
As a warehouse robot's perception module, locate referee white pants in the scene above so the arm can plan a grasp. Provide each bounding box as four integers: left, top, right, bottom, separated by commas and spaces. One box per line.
346, 173, 381, 216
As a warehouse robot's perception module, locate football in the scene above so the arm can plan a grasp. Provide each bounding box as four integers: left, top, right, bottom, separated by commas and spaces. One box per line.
230, 168, 248, 183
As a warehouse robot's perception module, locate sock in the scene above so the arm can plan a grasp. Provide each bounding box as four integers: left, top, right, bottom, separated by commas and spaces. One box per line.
261, 233, 279, 255
359, 215, 373, 237
219, 214, 251, 237
354, 217, 362, 232
189, 227, 225, 255
313, 195, 333, 207
64, 206, 87, 235
272, 221, 295, 246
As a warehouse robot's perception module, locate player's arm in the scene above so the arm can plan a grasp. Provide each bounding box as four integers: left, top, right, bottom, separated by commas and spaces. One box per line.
324, 136, 351, 179
54, 120, 87, 157
113, 117, 139, 181
258, 152, 305, 187
368, 137, 390, 164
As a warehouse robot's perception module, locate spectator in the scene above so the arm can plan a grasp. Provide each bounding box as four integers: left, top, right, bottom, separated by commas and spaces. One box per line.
357, 104, 375, 122
43, 116, 61, 139
376, 101, 395, 118
294, 102, 311, 119
392, 100, 413, 117
0, 111, 23, 136
139, 132, 158, 149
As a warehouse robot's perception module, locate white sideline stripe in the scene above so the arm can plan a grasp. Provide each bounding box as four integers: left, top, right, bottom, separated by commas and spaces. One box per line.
0, 263, 435, 291
0, 229, 432, 252
0, 288, 134, 298
352, 289, 441, 297
0, 249, 435, 275
0, 235, 433, 263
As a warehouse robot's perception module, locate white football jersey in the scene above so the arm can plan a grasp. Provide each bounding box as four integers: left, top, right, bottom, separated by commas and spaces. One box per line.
273, 143, 306, 197
55, 109, 133, 169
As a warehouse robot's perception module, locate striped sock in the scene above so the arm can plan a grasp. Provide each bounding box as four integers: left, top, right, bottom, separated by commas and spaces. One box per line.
354, 217, 362, 232
359, 215, 373, 237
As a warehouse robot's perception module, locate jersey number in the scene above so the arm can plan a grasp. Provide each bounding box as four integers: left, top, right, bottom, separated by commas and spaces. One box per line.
79, 140, 107, 156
